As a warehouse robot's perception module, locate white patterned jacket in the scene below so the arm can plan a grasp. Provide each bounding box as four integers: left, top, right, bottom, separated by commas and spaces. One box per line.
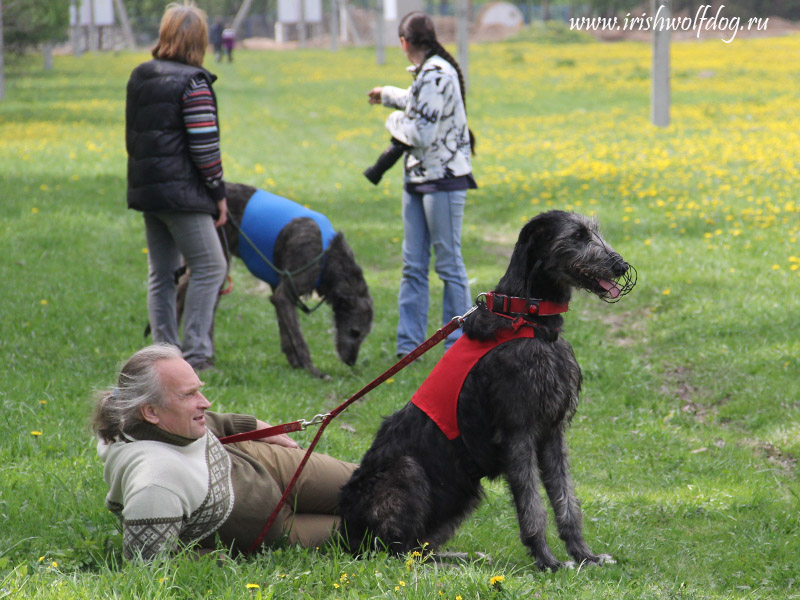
381, 54, 473, 184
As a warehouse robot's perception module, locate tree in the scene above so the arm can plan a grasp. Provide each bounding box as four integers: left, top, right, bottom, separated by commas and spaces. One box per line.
2, 0, 70, 53
0, 0, 5, 101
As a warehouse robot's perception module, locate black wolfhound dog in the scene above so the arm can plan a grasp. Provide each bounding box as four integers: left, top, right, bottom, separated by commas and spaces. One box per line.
338, 211, 636, 570
174, 182, 373, 378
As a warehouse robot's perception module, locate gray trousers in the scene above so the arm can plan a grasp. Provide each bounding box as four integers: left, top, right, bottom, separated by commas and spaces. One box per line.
143, 211, 227, 365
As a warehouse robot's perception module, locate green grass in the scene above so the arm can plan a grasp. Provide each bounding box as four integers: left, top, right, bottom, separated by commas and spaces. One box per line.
1, 35, 799, 599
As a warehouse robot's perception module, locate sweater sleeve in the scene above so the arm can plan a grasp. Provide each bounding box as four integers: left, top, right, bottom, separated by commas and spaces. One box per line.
384, 70, 446, 149
204, 411, 258, 438
182, 76, 226, 201
121, 485, 184, 561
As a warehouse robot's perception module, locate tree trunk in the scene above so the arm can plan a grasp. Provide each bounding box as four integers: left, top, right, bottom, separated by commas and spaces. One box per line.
0, 0, 5, 101
112, 0, 136, 49
43, 42, 53, 70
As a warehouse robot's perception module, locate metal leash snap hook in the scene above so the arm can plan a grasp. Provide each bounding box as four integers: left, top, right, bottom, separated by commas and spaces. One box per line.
300, 413, 330, 429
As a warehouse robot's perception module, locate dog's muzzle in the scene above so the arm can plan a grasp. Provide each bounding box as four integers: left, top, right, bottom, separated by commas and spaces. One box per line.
598, 263, 637, 303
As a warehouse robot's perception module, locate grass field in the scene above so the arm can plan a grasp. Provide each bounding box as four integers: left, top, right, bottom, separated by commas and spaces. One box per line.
1, 30, 798, 599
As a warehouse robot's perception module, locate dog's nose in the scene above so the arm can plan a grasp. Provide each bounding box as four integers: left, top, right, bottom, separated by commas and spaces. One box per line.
611, 255, 628, 277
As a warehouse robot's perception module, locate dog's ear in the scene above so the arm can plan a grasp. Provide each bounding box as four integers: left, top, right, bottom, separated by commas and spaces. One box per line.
496, 212, 558, 293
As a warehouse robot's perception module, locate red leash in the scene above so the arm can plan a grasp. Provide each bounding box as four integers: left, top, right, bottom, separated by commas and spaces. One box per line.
219, 310, 473, 554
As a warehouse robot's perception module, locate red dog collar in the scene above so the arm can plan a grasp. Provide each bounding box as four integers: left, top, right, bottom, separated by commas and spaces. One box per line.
481, 291, 568, 317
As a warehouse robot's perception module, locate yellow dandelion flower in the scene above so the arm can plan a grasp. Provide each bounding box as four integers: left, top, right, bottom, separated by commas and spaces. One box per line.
142, 248, 149, 254
32, 207, 39, 214
490, 575, 506, 586
51, 561, 58, 568
398, 580, 406, 587
40, 299, 48, 305
31, 431, 43, 436
40, 400, 47, 405
246, 583, 259, 589
40, 184, 48, 191
771, 264, 781, 270
644, 239, 652, 246
333, 583, 340, 589
662, 288, 671, 296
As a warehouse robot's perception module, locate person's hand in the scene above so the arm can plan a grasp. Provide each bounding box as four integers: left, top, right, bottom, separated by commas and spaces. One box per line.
255, 419, 300, 449
215, 198, 228, 228
367, 87, 383, 105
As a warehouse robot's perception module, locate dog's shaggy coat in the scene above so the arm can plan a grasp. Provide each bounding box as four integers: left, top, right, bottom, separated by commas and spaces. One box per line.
338, 211, 634, 570
175, 183, 373, 378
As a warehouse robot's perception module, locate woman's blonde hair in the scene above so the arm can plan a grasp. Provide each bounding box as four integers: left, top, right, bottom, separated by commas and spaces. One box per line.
152, 2, 209, 67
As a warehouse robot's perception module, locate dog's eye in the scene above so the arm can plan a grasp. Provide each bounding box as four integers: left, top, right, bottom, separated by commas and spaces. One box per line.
573, 228, 589, 241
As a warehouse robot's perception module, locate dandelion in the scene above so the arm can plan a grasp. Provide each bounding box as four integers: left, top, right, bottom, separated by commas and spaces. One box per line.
246, 583, 259, 589
662, 288, 671, 296
142, 248, 149, 254
40, 299, 48, 305
32, 207, 39, 214
490, 575, 505, 586
31, 431, 42, 436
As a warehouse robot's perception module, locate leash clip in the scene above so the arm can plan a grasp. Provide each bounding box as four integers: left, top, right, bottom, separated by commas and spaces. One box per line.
300, 413, 330, 429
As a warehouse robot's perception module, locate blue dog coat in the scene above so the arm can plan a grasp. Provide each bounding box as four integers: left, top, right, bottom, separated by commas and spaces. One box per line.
238, 189, 337, 287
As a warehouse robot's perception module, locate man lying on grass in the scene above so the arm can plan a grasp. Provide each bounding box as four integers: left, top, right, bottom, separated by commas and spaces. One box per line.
92, 344, 356, 560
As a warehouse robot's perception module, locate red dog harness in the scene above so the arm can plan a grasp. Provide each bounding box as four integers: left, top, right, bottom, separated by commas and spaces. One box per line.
411, 326, 536, 440
411, 292, 569, 440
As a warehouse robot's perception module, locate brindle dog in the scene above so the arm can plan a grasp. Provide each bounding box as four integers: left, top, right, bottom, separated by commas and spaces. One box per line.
338, 211, 635, 570
172, 183, 373, 378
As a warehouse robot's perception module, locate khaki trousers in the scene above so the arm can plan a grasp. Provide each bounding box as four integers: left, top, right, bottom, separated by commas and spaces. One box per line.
234, 441, 357, 548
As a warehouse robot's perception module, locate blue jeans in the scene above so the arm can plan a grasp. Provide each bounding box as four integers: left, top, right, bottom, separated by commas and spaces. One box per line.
144, 211, 227, 365
397, 189, 471, 355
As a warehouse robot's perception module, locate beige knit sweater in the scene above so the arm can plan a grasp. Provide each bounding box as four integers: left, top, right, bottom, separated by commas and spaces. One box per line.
98, 412, 286, 560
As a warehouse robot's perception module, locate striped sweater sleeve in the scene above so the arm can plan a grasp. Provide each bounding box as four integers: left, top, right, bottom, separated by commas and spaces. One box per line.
182, 76, 226, 201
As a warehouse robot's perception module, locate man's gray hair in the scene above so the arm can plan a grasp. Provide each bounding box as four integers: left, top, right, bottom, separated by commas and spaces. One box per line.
92, 344, 183, 442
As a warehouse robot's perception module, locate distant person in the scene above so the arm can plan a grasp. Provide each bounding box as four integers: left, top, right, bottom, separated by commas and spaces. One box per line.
222, 25, 235, 62
125, 2, 228, 372
210, 17, 224, 62
367, 12, 477, 358
93, 344, 357, 560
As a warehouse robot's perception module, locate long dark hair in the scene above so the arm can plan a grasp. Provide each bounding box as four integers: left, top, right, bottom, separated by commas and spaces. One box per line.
398, 12, 476, 153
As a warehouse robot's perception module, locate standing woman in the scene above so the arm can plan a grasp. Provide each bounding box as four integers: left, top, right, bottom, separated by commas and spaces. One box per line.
126, 2, 228, 371
368, 12, 477, 357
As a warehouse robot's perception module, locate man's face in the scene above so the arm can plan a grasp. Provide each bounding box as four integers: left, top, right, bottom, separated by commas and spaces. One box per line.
144, 357, 211, 439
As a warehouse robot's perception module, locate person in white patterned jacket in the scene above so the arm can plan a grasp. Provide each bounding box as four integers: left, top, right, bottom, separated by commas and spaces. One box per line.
367, 11, 478, 359
93, 344, 356, 561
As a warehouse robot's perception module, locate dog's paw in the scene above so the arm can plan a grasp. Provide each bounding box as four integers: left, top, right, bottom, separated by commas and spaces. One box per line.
576, 553, 615, 568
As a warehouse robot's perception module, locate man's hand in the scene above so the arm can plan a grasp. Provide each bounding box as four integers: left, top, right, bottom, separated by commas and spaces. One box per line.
254, 419, 299, 449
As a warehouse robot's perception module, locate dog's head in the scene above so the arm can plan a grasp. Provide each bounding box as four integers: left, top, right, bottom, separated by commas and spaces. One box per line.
498, 211, 636, 303
325, 234, 374, 366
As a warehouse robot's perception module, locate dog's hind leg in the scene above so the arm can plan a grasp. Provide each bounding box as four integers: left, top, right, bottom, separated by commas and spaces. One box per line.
539, 430, 614, 566
339, 457, 432, 555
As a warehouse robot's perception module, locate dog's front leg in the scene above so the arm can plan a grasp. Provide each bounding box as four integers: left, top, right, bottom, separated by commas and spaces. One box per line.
270, 282, 328, 379
539, 430, 614, 567
505, 441, 564, 571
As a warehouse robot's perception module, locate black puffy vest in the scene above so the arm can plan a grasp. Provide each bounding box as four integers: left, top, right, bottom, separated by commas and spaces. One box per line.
126, 59, 219, 216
